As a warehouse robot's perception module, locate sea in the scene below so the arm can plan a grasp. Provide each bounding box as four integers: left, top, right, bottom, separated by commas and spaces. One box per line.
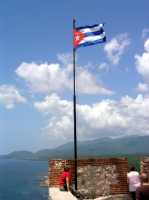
0, 159, 49, 200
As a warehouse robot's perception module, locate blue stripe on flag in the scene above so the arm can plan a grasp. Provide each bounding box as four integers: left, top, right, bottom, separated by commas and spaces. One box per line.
84, 29, 104, 37
75, 23, 104, 30
75, 37, 106, 49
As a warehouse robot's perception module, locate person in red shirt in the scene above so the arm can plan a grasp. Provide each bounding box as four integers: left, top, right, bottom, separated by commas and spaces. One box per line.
59, 166, 80, 198
59, 166, 71, 191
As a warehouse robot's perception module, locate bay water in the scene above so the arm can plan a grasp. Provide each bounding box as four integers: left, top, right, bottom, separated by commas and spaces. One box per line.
0, 159, 49, 200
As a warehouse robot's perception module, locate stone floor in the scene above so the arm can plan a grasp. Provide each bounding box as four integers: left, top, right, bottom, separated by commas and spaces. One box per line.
49, 188, 77, 200
49, 188, 131, 200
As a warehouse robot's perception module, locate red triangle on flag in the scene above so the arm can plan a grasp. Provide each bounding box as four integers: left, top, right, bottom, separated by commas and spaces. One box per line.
73, 29, 85, 49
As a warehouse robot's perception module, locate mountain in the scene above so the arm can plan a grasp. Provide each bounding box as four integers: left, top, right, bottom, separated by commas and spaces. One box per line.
77, 136, 149, 156
55, 137, 113, 150
0, 150, 37, 160
0, 135, 149, 161
35, 149, 53, 157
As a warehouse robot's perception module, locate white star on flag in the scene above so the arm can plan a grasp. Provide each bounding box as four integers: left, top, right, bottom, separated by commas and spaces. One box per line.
75, 34, 80, 41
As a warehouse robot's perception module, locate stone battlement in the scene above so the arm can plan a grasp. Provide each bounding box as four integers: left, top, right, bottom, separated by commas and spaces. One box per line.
49, 158, 129, 199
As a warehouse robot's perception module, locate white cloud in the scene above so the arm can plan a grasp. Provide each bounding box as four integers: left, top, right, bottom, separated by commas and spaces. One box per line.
144, 38, 149, 52
0, 85, 27, 109
34, 93, 73, 140
76, 66, 114, 95
15, 61, 72, 94
137, 83, 149, 92
34, 93, 149, 142
135, 38, 149, 84
34, 93, 73, 116
104, 33, 131, 66
142, 28, 149, 38
57, 53, 73, 65
99, 63, 109, 74
15, 54, 114, 95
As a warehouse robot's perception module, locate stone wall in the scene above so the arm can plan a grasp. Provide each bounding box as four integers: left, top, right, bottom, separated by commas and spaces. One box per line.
140, 157, 149, 179
49, 158, 129, 199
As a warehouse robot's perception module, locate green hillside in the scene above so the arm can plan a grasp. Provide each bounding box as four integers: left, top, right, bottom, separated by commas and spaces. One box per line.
0, 136, 149, 170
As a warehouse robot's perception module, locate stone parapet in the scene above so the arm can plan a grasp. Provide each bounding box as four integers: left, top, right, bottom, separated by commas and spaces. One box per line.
140, 157, 149, 181
49, 158, 129, 199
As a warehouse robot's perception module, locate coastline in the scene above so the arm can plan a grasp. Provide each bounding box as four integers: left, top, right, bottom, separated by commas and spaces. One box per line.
38, 173, 49, 188
38, 173, 50, 199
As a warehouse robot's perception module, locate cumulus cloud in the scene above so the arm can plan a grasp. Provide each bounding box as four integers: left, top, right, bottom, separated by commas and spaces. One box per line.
15, 61, 72, 94
0, 85, 27, 109
15, 54, 114, 95
34, 93, 73, 140
76, 66, 114, 95
104, 33, 131, 66
34, 93, 73, 116
137, 83, 149, 92
34, 93, 149, 142
135, 38, 149, 85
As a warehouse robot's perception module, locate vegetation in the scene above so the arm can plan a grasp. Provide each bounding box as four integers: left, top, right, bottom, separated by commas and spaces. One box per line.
0, 135, 148, 173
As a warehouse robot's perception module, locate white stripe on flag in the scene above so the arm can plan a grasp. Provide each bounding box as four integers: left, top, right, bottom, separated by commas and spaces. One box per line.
79, 33, 106, 44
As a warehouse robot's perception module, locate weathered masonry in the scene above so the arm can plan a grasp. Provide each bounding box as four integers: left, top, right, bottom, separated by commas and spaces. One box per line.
49, 158, 129, 199
141, 157, 149, 175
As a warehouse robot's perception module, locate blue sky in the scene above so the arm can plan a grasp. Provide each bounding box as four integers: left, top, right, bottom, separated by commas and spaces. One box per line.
0, 0, 149, 155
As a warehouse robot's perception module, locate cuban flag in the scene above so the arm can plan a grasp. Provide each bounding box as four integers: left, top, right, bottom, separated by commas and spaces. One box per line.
73, 23, 106, 49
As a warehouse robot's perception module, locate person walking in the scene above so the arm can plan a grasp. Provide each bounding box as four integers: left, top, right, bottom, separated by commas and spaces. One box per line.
127, 164, 141, 200
136, 173, 149, 200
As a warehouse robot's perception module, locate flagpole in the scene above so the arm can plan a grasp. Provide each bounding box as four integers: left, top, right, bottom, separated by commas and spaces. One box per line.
73, 19, 77, 191
72, 21, 106, 192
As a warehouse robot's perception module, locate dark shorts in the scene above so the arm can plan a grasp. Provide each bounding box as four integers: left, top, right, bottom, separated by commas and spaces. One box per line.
59, 185, 78, 196
59, 185, 68, 191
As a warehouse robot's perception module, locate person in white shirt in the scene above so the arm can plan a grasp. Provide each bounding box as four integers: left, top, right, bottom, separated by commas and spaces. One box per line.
127, 164, 141, 200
